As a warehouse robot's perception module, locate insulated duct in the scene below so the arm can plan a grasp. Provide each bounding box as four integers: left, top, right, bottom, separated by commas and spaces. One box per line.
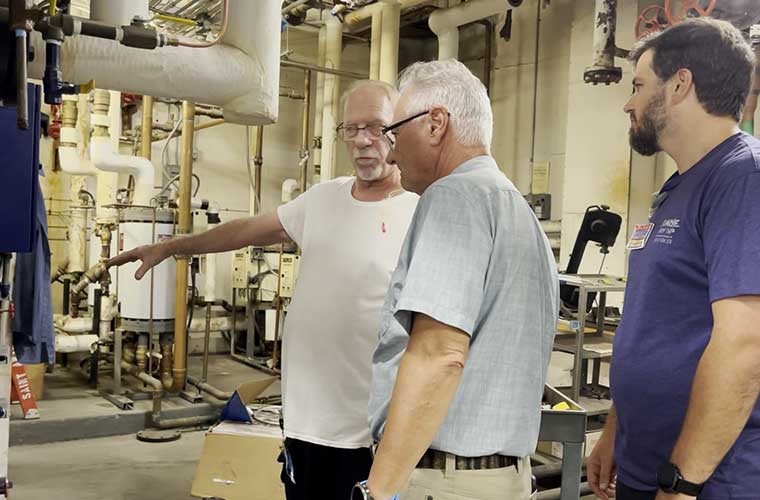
428, 0, 505, 60
28, 0, 282, 125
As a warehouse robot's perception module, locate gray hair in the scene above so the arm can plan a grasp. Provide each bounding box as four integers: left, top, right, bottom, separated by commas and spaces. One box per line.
397, 59, 492, 148
340, 79, 399, 118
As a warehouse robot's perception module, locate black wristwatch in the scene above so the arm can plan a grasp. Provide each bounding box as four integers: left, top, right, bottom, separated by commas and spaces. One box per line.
657, 462, 704, 496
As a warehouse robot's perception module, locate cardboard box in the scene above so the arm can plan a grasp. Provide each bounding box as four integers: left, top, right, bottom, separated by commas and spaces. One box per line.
538, 430, 603, 460
191, 378, 284, 500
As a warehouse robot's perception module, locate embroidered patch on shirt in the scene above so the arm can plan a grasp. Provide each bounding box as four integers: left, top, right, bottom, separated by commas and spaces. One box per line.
627, 223, 654, 250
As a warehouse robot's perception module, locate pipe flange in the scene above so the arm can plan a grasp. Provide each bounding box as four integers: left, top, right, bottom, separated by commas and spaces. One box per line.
583, 66, 623, 85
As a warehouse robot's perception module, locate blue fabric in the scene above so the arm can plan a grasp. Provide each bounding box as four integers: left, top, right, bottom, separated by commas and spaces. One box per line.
12, 170, 54, 364
611, 133, 760, 497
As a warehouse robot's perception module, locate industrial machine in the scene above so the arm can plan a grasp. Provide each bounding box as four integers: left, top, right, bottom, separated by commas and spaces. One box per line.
560, 205, 622, 312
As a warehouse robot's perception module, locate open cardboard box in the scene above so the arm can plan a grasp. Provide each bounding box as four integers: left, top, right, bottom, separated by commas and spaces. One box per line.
191, 377, 284, 500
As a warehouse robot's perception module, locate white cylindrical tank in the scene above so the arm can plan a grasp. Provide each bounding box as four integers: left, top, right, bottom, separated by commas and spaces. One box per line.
117, 208, 177, 333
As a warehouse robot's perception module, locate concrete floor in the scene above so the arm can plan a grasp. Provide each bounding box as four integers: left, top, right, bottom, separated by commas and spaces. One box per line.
9, 431, 206, 500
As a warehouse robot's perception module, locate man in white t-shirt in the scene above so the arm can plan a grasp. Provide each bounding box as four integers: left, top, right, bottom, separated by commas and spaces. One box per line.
109, 80, 418, 500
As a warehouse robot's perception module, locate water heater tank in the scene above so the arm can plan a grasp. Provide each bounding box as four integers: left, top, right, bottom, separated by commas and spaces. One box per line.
117, 207, 177, 333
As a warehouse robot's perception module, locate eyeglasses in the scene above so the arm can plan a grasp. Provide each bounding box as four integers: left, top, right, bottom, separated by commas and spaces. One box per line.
381, 110, 449, 148
335, 122, 386, 142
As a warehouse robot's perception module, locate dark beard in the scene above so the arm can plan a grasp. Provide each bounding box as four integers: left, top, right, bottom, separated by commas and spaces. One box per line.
629, 90, 666, 156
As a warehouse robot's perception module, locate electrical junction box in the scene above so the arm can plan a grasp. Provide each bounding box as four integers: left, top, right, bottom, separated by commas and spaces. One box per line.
278, 254, 299, 298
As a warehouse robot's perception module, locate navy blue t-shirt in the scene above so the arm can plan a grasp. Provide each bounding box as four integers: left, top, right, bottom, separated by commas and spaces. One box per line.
611, 132, 760, 498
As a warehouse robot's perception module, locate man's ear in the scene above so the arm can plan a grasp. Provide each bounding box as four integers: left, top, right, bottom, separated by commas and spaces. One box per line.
670, 68, 693, 107
429, 107, 449, 146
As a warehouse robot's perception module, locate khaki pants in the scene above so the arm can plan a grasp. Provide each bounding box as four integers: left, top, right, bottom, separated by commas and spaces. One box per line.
399, 455, 536, 500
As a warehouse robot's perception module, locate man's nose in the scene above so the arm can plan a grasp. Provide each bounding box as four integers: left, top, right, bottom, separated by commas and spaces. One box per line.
352, 132, 373, 148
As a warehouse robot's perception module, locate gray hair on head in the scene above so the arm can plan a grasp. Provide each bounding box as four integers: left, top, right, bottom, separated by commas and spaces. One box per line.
340, 79, 399, 118
397, 59, 492, 148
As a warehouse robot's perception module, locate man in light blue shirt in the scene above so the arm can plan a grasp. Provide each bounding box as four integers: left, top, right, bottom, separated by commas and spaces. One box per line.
358, 60, 558, 500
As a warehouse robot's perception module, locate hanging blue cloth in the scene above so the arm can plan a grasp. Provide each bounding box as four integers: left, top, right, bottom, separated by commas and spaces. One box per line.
12, 169, 54, 364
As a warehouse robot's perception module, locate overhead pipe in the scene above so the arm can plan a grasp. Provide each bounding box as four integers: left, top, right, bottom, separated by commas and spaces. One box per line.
428, 0, 505, 60
28, 0, 282, 125
583, 0, 623, 85
90, 89, 155, 205
281, 60, 365, 80
313, 23, 327, 182
379, 1, 401, 85
344, 0, 434, 30
320, 16, 343, 182
369, 3, 383, 80
172, 101, 196, 393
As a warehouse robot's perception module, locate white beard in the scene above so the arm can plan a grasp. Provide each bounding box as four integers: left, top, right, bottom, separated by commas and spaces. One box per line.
355, 163, 384, 181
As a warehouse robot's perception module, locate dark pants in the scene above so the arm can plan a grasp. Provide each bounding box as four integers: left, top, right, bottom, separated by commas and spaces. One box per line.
616, 480, 657, 500
279, 437, 373, 500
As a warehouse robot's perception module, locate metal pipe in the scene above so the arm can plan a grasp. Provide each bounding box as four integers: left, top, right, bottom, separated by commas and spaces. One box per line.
583, 0, 622, 85
477, 19, 493, 96
379, 1, 401, 85
299, 70, 311, 194
281, 60, 364, 80
202, 304, 212, 382
140, 96, 153, 160
254, 126, 264, 214
369, 4, 382, 80
15, 29, 29, 129
154, 413, 218, 429
195, 118, 225, 131
320, 16, 343, 182
121, 360, 162, 419
172, 101, 195, 393
187, 375, 232, 401
528, 0, 540, 187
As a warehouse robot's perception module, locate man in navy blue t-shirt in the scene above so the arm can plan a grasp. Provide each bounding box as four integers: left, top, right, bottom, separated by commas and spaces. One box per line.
587, 18, 760, 500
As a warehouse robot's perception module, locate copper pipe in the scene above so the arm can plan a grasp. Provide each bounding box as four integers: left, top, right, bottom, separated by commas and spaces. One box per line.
299, 70, 311, 193
281, 60, 367, 80
140, 96, 153, 160
195, 118, 225, 131
172, 101, 196, 393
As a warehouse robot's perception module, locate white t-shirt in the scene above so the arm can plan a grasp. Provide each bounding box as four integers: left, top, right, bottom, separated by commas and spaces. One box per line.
276, 177, 418, 449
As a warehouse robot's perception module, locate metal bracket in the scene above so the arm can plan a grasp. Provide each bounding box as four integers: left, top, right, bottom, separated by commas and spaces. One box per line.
179, 389, 203, 404
101, 391, 134, 411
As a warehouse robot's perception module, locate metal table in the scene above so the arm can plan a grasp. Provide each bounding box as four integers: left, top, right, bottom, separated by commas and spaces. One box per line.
538, 384, 587, 500
556, 274, 626, 404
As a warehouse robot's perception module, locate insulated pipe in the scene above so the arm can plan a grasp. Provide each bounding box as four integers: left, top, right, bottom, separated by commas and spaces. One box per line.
28, 0, 282, 126
90, 90, 155, 205
369, 4, 383, 80
172, 101, 195, 393
55, 333, 99, 353
90, 0, 149, 26
428, 0, 505, 60
344, 0, 433, 29
320, 16, 343, 182
379, 1, 401, 85
59, 95, 97, 175
54, 314, 245, 334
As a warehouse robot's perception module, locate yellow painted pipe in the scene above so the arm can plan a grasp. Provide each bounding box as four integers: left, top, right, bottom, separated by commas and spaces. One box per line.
154, 12, 197, 27
140, 96, 153, 160
194, 118, 225, 131
172, 101, 195, 393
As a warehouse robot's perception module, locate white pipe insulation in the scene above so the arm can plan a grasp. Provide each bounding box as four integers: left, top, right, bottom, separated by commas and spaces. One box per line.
320, 16, 343, 182
428, 0, 505, 60
55, 334, 99, 353
90, 90, 155, 206
28, 0, 283, 125
379, 1, 401, 85
90, 0, 150, 26
54, 315, 246, 334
